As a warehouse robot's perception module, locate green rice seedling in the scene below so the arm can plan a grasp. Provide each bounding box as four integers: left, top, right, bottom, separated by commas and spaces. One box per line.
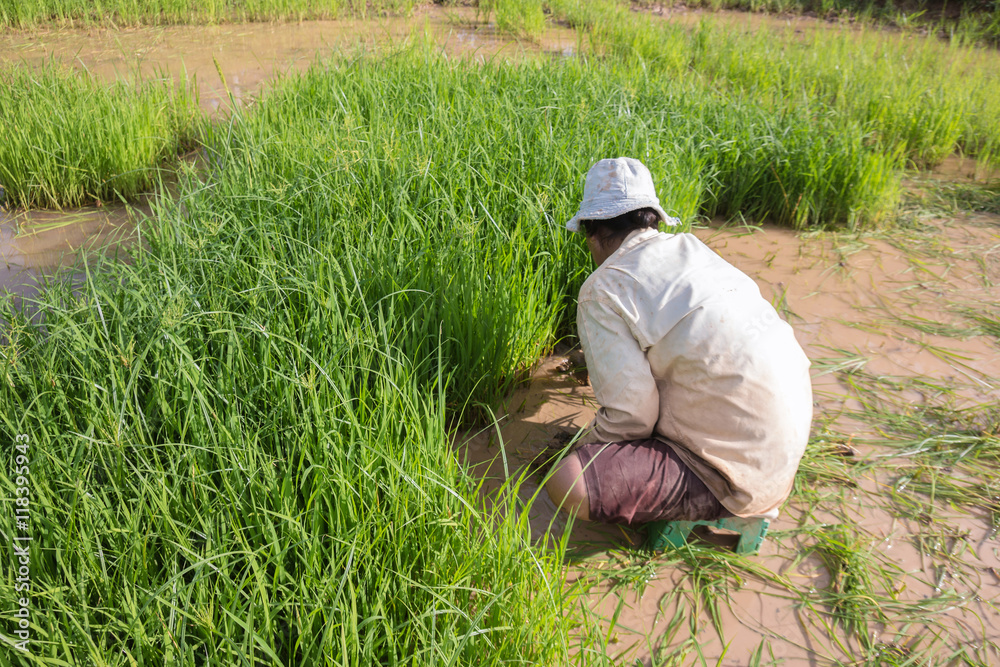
575, 541, 798, 665
191, 46, 899, 401
910, 520, 979, 567
960, 307, 1000, 341
936, 182, 1000, 215
792, 432, 869, 495
546, 0, 1000, 170
807, 525, 892, 647
548, 0, 692, 72
786, 520, 981, 661
810, 349, 871, 376
0, 62, 199, 209
716, 24, 997, 169
3, 16, 998, 663
0, 40, 920, 664
0, 0, 414, 28
759, 339, 998, 662
889, 466, 997, 527
883, 311, 984, 340
907, 179, 1000, 220
874, 403, 1000, 458
0, 191, 583, 664
483, 0, 547, 40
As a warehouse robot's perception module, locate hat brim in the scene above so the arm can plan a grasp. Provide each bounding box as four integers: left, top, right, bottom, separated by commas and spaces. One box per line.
565, 202, 679, 233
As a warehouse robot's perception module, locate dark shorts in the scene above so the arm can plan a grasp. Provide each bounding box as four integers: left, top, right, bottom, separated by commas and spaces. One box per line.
575, 439, 731, 525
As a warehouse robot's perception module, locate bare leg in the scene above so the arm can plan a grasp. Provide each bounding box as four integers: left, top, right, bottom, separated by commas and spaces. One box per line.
545, 451, 590, 521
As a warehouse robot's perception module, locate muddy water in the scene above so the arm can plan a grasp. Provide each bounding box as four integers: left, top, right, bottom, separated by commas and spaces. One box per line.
5, 7, 1000, 660
0, 204, 141, 305
930, 155, 1000, 184
457, 213, 1000, 664
0, 6, 578, 112
703, 218, 1000, 425
0, 7, 578, 295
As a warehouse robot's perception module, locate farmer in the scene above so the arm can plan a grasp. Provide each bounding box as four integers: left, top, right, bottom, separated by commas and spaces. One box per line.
545, 157, 813, 525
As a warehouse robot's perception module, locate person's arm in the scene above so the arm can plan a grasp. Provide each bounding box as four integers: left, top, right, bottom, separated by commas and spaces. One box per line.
577, 296, 659, 443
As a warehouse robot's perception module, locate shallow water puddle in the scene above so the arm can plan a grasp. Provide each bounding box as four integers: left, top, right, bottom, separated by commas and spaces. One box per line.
456, 212, 1000, 663
930, 155, 1000, 184
0, 8, 578, 296
0, 6, 578, 112
5, 7, 999, 658
0, 204, 140, 301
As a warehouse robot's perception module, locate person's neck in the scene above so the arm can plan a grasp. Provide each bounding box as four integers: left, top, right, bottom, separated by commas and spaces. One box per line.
590, 228, 651, 266
589, 236, 624, 267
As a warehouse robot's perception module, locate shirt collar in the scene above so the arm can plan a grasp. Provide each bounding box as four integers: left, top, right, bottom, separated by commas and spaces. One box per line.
608, 228, 660, 263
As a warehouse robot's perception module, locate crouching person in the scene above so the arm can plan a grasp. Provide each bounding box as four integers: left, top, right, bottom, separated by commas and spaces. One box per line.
546, 158, 813, 526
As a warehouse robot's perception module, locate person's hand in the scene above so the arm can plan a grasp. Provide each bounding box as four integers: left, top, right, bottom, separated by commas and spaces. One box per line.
551, 430, 575, 447
555, 350, 589, 385
529, 430, 577, 477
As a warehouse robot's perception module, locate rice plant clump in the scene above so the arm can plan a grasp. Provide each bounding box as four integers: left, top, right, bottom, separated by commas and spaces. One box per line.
0, 45, 910, 663
547, 0, 1000, 170
0, 64, 199, 209
0, 0, 415, 28
485, 0, 547, 39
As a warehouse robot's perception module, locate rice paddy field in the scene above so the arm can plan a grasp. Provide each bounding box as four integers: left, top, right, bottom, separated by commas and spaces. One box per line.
1, 1, 999, 665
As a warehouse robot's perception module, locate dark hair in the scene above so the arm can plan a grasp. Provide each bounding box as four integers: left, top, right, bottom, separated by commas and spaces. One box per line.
580, 207, 662, 247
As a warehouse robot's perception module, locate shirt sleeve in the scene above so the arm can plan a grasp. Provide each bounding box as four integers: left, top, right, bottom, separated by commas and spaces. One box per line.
577, 296, 660, 443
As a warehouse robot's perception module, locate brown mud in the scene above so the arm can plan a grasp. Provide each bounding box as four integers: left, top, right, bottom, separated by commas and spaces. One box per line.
0, 204, 142, 304
457, 211, 1000, 664
4, 6, 1000, 662
0, 5, 578, 112
929, 155, 1000, 184
0, 6, 576, 296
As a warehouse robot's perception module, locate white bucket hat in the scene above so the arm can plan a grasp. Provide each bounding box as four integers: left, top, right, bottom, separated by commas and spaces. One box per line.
565, 157, 679, 233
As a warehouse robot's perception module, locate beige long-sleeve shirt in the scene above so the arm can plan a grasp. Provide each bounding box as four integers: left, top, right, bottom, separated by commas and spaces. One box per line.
577, 228, 813, 517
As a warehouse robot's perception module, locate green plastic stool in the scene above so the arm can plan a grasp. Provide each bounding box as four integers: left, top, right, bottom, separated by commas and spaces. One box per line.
645, 517, 770, 554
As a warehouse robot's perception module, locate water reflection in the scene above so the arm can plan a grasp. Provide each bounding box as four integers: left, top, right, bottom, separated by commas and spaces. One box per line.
0, 204, 140, 306
0, 7, 580, 112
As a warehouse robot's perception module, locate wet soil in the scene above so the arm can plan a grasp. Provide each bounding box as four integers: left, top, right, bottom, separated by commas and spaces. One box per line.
0, 6, 577, 297
0, 9, 577, 301
3, 6, 999, 662
0, 5, 578, 112
0, 203, 142, 306
929, 155, 1000, 184
457, 211, 1000, 664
